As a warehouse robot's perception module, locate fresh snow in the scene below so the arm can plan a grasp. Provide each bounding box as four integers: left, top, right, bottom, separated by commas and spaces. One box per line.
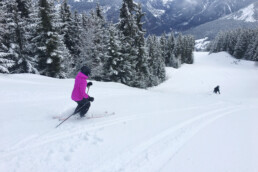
0, 52, 258, 172
223, 3, 257, 22
149, 0, 174, 6
146, 2, 165, 18
161, 0, 175, 5
195, 37, 210, 51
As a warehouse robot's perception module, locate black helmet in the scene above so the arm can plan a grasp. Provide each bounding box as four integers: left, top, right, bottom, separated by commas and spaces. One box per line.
81, 66, 91, 76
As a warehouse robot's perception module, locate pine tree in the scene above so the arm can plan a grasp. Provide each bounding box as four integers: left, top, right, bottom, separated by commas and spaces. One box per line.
78, 12, 93, 72
227, 29, 240, 55
210, 32, 225, 53
166, 32, 177, 67
87, 6, 108, 81
160, 33, 168, 65
0, 0, 15, 73
1, 0, 20, 70
155, 37, 166, 84
253, 39, 258, 61
14, 0, 37, 73
103, 24, 122, 82
117, 0, 153, 87
146, 35, 166, 86
35, 0, 67, 78
184, 35, 195, 64
173, 33, 183, 68
96, 3, 103, 20
59, 1, 81, 76
233, 29, 252, 59
243, 29, 258, 61
117, 0, 137, 86
146, 35, 158, 86
245, 32, 258, 61
0, 0, 34, 73
211, 28, 258, 62
133, 3, 150, 88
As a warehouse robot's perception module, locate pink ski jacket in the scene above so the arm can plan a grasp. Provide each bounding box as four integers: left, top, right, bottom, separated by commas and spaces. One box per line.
71, 72, 89, 101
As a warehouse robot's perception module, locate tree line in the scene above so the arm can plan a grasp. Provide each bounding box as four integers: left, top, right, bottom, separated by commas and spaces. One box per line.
209, 28, 258, 61
0, 0, 194, 88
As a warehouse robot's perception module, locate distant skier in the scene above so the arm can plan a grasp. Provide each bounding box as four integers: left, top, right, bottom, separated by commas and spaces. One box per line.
213, 85, 220, 94
71, 66, 94, 118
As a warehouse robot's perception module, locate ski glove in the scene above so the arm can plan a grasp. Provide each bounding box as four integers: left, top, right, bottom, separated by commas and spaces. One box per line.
88, 96, 94, 102
87, 82, 93, 87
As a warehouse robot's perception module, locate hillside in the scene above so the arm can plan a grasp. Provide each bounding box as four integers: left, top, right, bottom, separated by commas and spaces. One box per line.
0, 52, 257, 172
184, 2, 258, 39
184, 19, 258, 39
67, 0, 258, 35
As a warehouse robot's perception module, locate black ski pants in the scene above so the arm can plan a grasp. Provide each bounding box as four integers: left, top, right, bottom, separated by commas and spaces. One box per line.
74, 98, 91, 117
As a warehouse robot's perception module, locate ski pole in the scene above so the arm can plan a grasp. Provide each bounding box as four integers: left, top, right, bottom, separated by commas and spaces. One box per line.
56, 86, 91, 128
55, 112, 76, 128
87, 86, 90, 94
55, 99, 91, 128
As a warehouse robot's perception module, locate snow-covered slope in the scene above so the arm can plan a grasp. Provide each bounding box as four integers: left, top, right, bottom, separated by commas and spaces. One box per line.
0, 52, 258, 172
223, 2, 258, 22
195, 37, 210, 51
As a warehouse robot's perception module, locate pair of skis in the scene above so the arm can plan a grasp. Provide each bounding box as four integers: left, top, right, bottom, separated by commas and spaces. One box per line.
54, 111, 115, 121
54, 111, 115, 128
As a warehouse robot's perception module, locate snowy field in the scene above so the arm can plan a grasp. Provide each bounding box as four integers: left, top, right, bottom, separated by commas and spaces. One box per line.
0, 52, 257, 172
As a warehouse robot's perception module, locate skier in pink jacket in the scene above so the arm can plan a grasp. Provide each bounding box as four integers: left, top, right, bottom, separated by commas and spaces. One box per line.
71, 66, 94, 117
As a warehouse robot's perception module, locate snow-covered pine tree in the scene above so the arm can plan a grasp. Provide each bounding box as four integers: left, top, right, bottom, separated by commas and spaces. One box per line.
1, 0, 21, 73
252, 31, 258, 61
96, 2, 103, 20
160, 33, 168, 65
227, 29, 241, 55
243, 29, 258, 61
52, 0, 72, 78
12, 0, 38, 73
210, 31, 225, 53
211, 28, 258, 62
87, 5, 108, 81
173, 33, 183, 68
59, 0, 81, 76
35, 0, 68, 78
183, 35, 194, 64
78, 12, 93, 72
0, 0, 15, 73
146, 35, 158, 86
117, 0, 138, 86
133, 3, 150, 88
103, 23, 123, 82
146, 35, 166, 86
166, 32, 177, 67
233, 29, 252, 59
155, 36, 166, 83
118, 0, 152, 87
252, 38, 258, 61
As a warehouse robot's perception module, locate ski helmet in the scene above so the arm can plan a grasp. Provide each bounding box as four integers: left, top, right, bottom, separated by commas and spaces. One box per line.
81, 66, 91, 76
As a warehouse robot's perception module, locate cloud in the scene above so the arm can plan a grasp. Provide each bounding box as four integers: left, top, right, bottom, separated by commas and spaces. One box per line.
185, 0, 198, 5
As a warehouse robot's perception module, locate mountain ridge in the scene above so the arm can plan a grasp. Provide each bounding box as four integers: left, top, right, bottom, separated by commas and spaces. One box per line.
67, 0, 258, 35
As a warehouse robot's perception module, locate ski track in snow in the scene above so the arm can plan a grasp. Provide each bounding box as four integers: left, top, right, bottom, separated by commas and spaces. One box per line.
0, 102, 224, 160
0, 52, 257, 172
0, 104, 243, 172
92, 106, 242, 172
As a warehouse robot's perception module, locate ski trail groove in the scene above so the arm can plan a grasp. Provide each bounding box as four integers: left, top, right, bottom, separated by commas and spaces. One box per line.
0, 102, 234, 161
92, 106, 241, 172
2, 102, 223, 158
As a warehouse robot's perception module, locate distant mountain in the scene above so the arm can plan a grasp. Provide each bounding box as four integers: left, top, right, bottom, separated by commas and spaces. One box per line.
184, 2, 258, 39
68, 0, 258, 35
222, 2, 258, 22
